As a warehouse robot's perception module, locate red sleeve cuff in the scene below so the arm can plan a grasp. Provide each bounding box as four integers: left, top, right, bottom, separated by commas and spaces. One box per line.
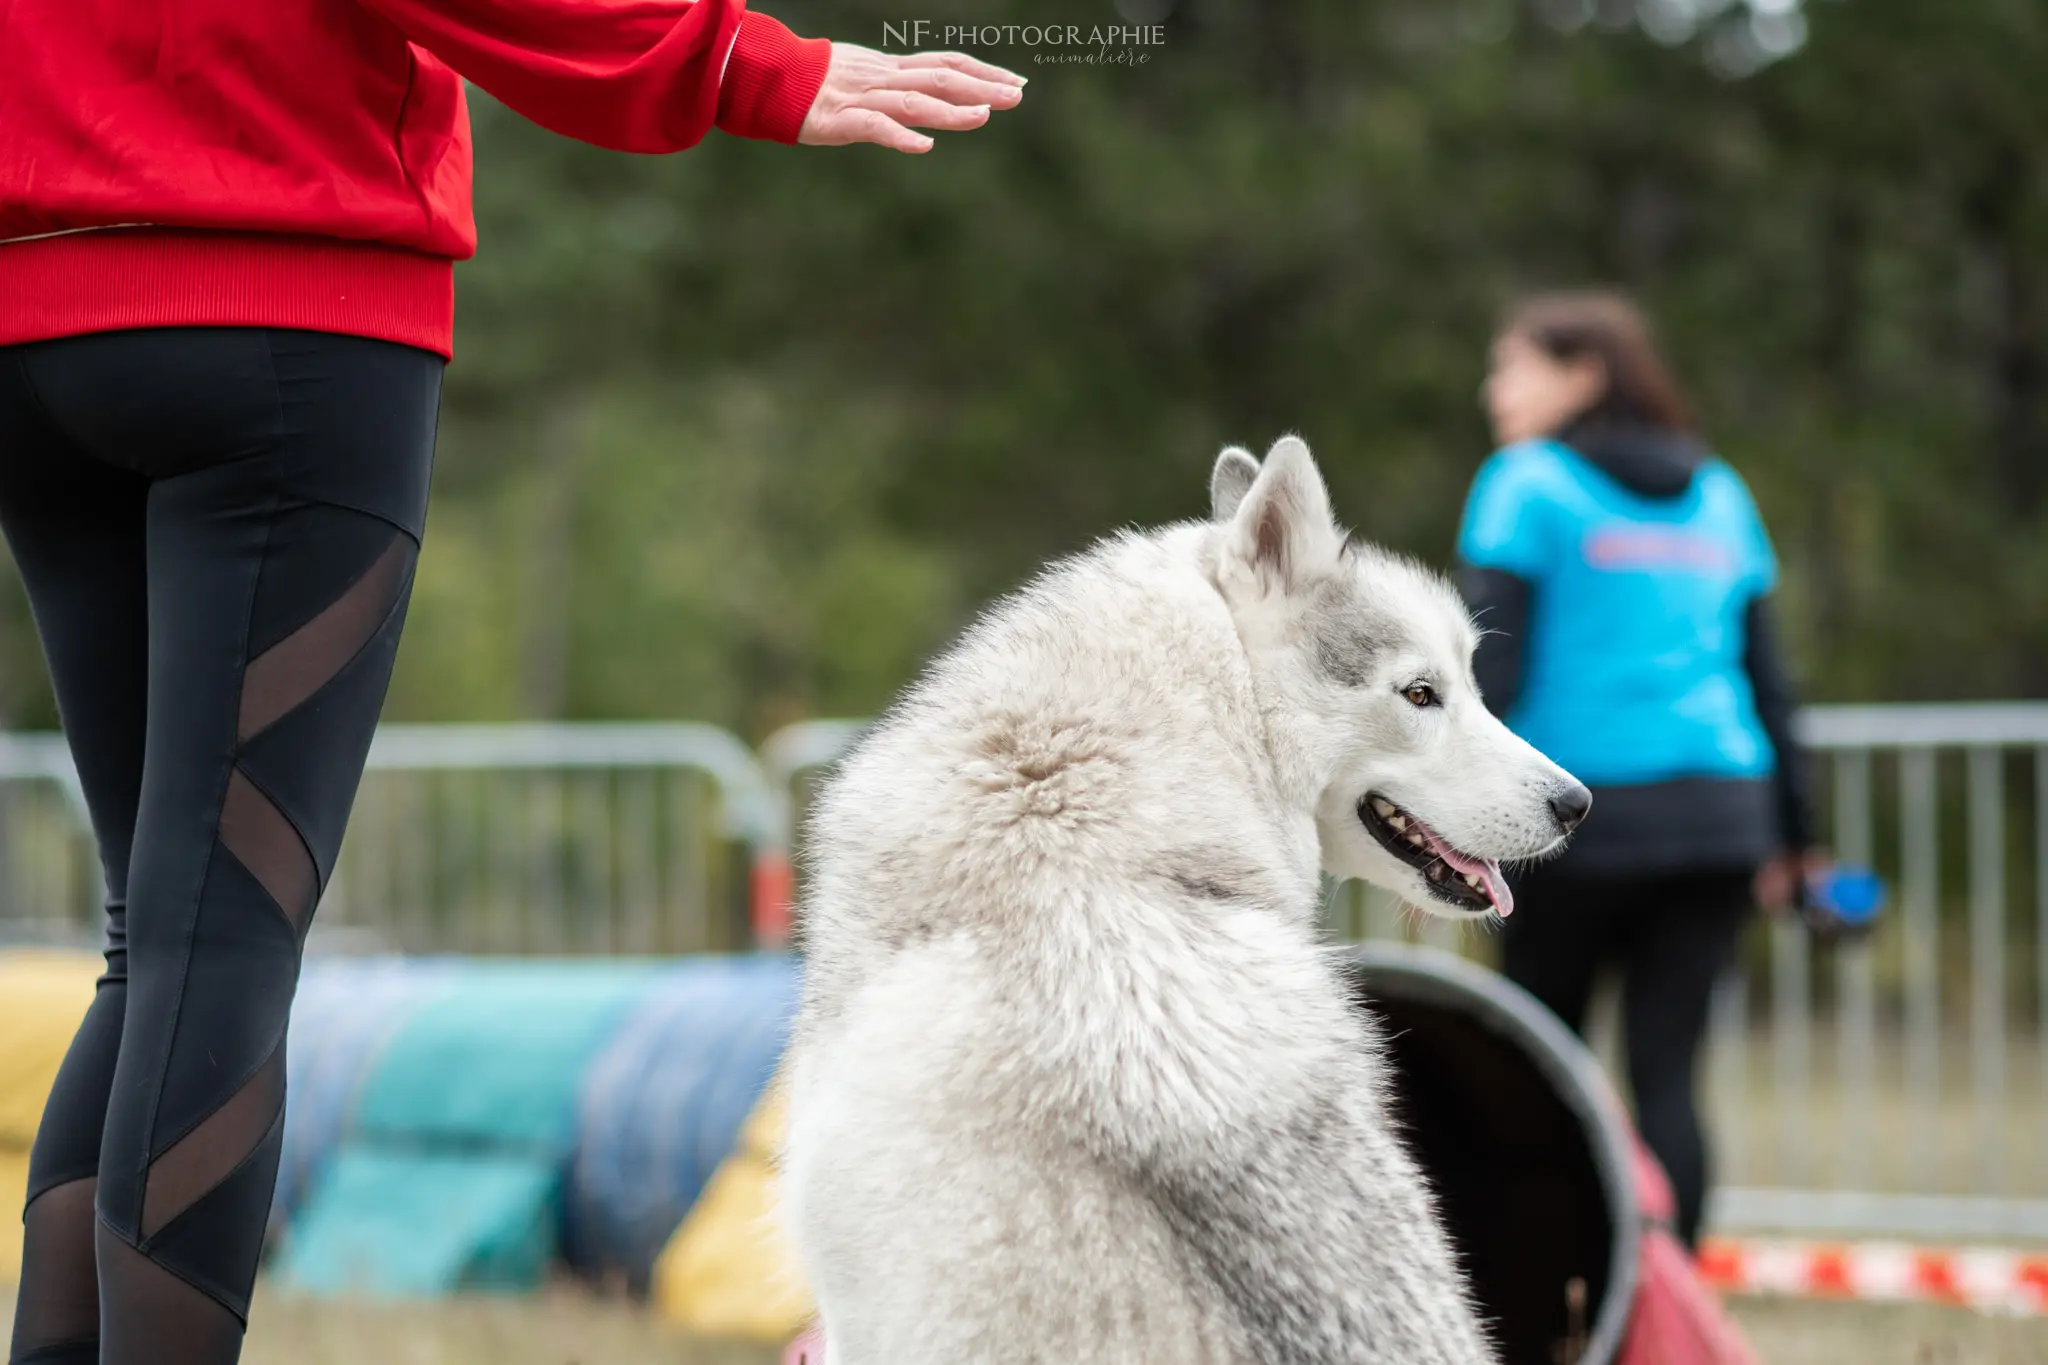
715, 11, 832, 144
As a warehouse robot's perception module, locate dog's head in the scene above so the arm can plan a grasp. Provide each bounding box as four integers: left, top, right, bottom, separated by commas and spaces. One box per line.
1207, 437, 1588, 919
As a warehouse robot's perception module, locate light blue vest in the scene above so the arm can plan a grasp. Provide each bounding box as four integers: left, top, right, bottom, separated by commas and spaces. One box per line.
1456, 440, 1779, 786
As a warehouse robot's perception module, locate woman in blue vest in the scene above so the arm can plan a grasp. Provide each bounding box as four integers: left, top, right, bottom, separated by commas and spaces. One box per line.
1457, 292, 1823, 1249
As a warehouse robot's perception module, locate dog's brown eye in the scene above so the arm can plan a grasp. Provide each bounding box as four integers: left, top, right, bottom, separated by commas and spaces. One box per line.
1403, 683, 1439, 708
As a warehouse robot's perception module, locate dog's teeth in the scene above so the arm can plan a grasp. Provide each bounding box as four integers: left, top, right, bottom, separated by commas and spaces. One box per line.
1462, 873, 1483, 890
1371, 798, 1396, 818
1387, 814, 1407, 831
1405, 832, 1426, 848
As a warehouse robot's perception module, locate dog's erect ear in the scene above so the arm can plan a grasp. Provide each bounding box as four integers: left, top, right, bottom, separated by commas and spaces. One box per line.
1210, 447, 1260, 522
1225, 436, 1342, 590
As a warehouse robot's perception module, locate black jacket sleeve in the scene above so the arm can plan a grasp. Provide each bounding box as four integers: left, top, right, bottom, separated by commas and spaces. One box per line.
1743, 593, 1818, 852
1456, 565, 1531, 720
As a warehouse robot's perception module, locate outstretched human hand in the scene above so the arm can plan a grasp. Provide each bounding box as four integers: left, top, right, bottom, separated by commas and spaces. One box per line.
799, 45, 1025, 153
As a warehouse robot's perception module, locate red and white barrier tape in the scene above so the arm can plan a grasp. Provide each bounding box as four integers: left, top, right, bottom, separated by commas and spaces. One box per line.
1698, 1236, 2048, 1316
779, 1239, 2048, 1362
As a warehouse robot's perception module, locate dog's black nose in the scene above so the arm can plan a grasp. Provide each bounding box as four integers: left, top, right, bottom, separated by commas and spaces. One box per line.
1549, 783, 1592, 833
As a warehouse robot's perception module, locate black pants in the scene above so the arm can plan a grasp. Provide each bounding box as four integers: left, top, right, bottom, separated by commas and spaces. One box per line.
2, 328, 439, 1365
1500, 866, 1753, 1250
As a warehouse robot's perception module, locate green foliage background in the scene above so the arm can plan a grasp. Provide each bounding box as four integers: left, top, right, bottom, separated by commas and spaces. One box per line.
5, 0, 2044, 738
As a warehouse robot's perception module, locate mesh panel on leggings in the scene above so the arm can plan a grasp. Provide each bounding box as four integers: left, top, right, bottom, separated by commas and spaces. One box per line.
140, 1046, 285, 1240
216, 769, 316, 935
95, 1223, 243, 1365
237, 534, 409, 742
7, 1179, 99, 1363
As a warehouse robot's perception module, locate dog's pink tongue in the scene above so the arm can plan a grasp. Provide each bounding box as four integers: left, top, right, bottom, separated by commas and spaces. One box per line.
1424, 835, 1515, 919
1480, 862, 1513, 918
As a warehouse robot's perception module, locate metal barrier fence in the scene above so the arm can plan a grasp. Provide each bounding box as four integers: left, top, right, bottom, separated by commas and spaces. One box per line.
1708, 705, 2048, 1242
0, 723, 783, 956
2, 705, 2044, 1241
0, 732, 95, 948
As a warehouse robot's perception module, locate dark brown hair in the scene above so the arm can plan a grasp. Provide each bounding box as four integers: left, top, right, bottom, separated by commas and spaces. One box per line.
1502, 291, 1695, 433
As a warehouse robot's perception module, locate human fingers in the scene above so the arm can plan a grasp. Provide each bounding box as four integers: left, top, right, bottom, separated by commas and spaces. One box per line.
896, 49, 1027, 87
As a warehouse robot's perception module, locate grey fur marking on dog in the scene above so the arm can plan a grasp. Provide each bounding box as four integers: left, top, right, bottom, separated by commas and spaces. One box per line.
1307, 576, 1401, 688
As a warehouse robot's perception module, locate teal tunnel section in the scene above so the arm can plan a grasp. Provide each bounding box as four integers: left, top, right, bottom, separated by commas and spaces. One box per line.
269, 957, 460, 1239
266, 954, 797, 1297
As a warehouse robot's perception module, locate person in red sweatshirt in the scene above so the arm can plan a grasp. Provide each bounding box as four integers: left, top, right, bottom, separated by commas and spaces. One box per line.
0, 5, 1022, 1362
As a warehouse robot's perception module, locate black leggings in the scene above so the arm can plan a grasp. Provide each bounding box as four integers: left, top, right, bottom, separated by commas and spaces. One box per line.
2, 328, 439, 1365
1499, 866, 1753, 1250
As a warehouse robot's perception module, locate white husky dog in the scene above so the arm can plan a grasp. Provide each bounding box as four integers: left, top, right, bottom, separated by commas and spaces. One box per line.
784, 437, 1589, 1364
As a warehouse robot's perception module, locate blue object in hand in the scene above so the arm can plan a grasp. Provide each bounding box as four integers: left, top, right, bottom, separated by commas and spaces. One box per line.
1802, 865, 1886, 933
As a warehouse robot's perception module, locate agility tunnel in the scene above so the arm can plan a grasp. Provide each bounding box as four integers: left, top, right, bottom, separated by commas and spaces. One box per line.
0, 946, 799, 1317
1345, 943, 1755, 1365
273, 955, 798, 1298
269, 955, 463, 1238
274, 959, 675, 1294
564, 953, 798, 1291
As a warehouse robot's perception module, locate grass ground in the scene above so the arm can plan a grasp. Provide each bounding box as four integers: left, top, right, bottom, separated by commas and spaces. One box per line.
6, 1282, 2048, 1364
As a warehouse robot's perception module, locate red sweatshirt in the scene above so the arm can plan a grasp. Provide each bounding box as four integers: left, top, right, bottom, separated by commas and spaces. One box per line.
0, 0, 832, 358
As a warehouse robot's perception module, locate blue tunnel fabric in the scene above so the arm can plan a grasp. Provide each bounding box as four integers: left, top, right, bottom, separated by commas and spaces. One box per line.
268, 958, 457, 1238
564, 955, 798, 1290
273, 960, 664, 1296
5, 951, 807, 1300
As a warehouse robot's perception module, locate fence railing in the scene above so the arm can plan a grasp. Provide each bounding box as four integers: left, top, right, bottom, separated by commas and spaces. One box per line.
0, 732, 95, 948
2, 704, 2044, 1241
1707, 705, 2048, 1241
0, 723, 784, 956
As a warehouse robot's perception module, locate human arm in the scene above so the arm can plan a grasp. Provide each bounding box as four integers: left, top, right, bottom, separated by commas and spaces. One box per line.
1456, 565, 1532, 719
1744, 592, 1826, 909
357, 0, 1021, 153
1454, 450, 1554, 720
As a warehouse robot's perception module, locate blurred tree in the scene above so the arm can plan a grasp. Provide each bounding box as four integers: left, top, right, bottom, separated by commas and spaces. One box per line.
2, 0, 2042, 733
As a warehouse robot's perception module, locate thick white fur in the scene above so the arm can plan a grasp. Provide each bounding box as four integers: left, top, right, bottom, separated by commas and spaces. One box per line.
785, 437, 1582, 1364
